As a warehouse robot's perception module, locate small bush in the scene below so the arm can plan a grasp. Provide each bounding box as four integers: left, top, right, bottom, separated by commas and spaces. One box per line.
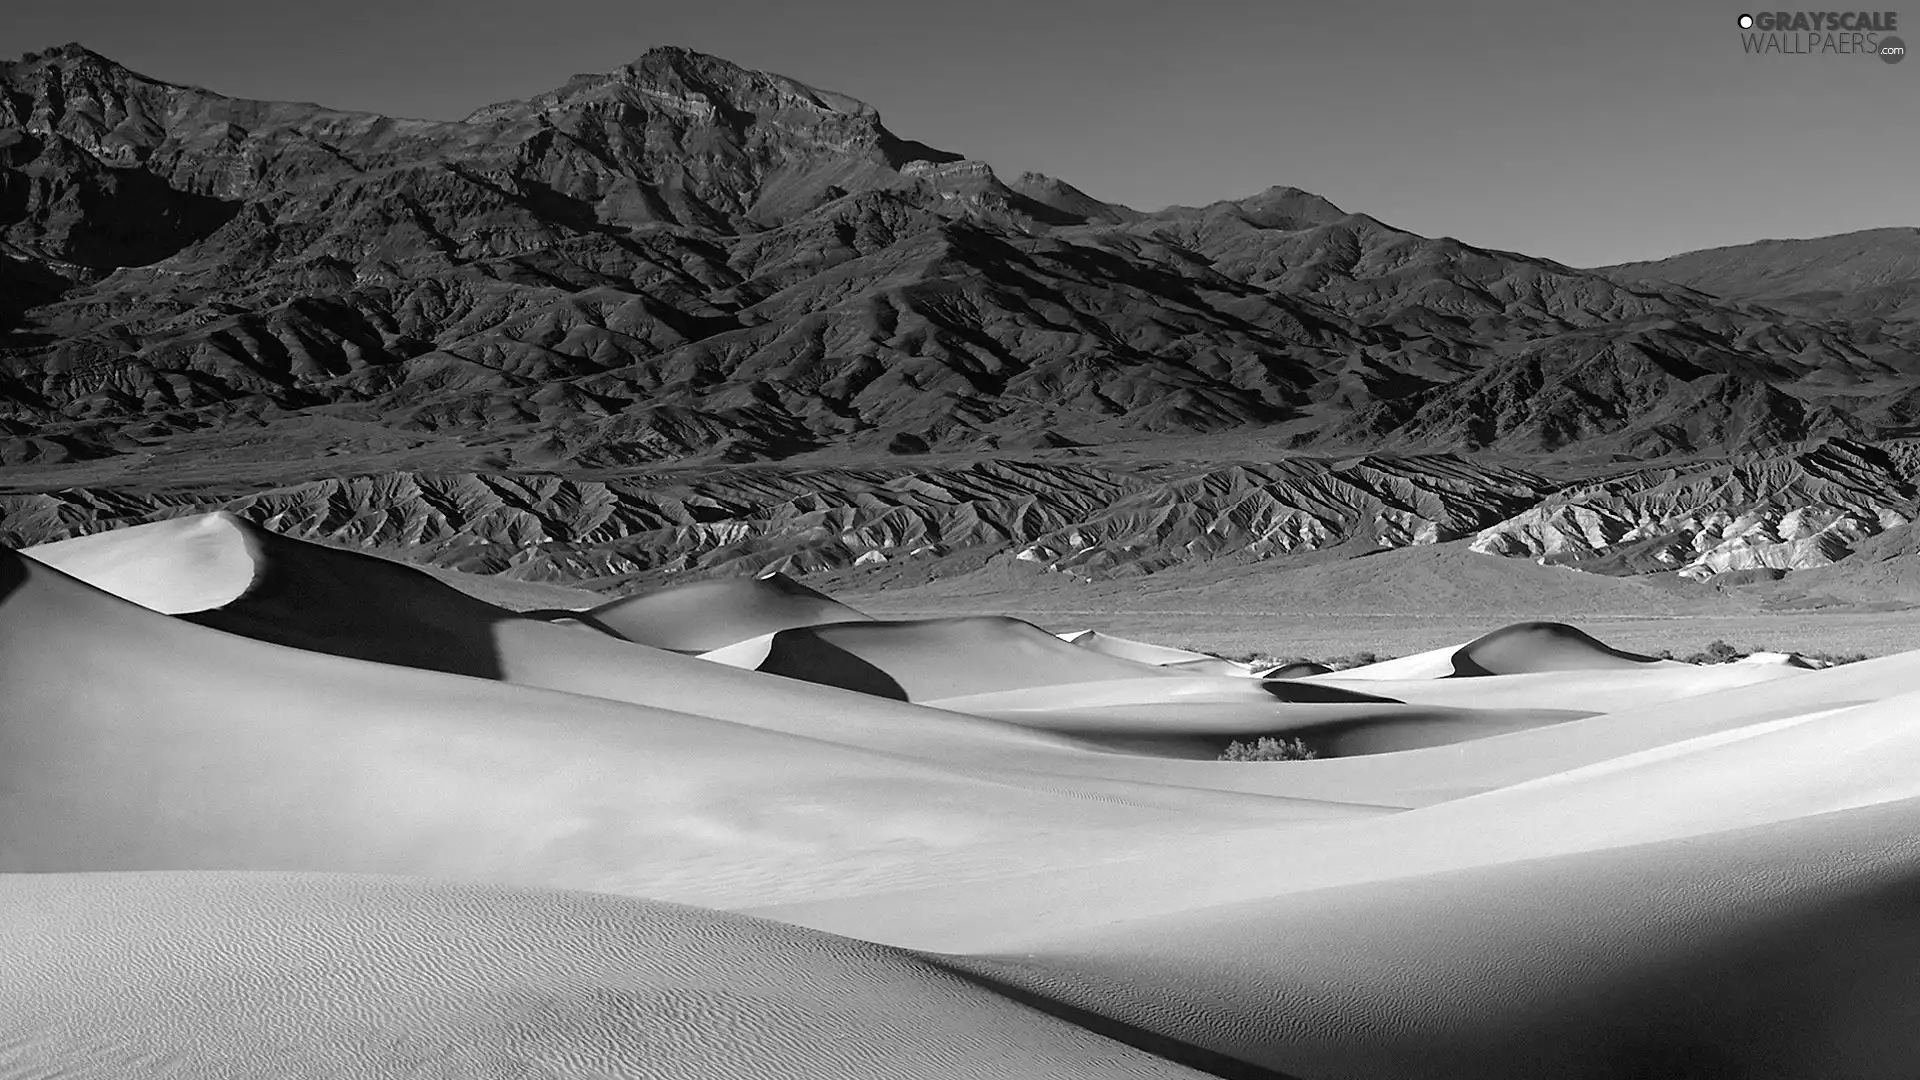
1805, 650, 1870, 667
1670, 640, 1870, 667
1220, 736, 1319, 762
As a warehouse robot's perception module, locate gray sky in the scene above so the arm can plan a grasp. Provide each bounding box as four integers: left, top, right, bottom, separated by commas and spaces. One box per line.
6, 0, 1914, 266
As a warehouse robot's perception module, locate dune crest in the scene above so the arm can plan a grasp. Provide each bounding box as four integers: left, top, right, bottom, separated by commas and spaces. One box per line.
23, 512, 262, 614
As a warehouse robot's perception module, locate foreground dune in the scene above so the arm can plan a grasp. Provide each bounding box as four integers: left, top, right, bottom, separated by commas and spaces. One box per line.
0, 872, 1212, 1080
954, 795, 1920, 1079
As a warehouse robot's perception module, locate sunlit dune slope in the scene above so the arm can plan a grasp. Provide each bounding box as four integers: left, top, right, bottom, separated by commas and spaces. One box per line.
1451, 620, 1665, 674
22, 514, 261, 614
1061, 630, 1224, 667
0, 871, 1214, 1080
756, 672, 1920, 948
589, 572, 873, 651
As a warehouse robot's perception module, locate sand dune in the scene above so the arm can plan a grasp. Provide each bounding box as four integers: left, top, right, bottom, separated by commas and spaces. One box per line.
701, 616, 1193, 700
0, 550, 1327, 908
950, 796, 1920, 1079
6, 515, 1920, 1079
757, 671, 1920, 950
10, 525, 1414, 815
0, 872, 1212, 1080
588, 571, 872, 651
27, 511, 539, 678
23, 513, 261, 614
1159, 656, 1258, 676
1311, 662, 1801, 713
1061, 629, 1228, 667
1327, 620, 1672, 680
1451, 620, 1665, 674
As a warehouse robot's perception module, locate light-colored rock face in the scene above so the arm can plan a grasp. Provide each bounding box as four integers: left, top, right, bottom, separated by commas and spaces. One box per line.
1470, 440, 1920, 580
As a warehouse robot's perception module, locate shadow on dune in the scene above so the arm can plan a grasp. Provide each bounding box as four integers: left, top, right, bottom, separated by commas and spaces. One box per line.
757, 626, 911, 700
923, 957, 1309, 1080
1258, 680, 1400, 705
18, 513, 540, 681
749, 616, 1180, 701
0, 549, 22, 603
177, 528, 515, 680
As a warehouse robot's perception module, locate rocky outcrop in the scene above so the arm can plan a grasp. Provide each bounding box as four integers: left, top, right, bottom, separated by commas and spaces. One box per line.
1470, 439, 1918, 578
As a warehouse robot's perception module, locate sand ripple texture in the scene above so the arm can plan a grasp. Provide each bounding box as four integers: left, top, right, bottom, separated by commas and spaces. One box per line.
0, 873, 1206, 1080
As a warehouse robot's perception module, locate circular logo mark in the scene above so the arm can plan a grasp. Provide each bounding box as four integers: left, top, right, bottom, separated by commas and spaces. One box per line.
1738, 13, 1754, 28
1881, 34, 1906, 62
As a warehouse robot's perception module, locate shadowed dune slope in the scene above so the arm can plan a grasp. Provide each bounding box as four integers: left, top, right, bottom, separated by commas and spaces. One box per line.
714, 617, 1193, 701
949, 795, 1920, 1080
0, 872, 1216, 1080
1326, 621, 1671, 681
589, 573, 872, 652
27, 511, 519, 678
1450, 620, 1664, 676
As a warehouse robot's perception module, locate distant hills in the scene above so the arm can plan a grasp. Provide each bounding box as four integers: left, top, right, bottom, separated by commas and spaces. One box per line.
3, 43, 1919, 596
1601, 228, 1920, 324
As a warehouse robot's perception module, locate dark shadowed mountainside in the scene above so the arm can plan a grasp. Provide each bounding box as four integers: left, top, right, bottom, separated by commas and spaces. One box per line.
4, 44, 1919, 595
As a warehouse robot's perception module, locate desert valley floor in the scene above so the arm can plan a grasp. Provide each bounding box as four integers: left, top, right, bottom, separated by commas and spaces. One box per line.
4, 511, 1920, 1078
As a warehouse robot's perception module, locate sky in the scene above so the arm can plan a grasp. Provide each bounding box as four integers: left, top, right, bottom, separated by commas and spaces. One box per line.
5, 0, 1914, 266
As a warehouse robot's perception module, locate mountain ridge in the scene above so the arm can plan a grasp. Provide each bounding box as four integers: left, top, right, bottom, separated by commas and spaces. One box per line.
4, 44, 1919, 590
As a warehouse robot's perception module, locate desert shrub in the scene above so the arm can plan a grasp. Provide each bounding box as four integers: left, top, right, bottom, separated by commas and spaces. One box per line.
1804, 650, 1870, 666
1220, 736, 1319, 762
1669, 640, 1870, 667
1678, 639, 1741, 665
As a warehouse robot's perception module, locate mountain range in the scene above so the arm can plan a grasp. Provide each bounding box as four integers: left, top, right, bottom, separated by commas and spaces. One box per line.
4, 43, 1919, 596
